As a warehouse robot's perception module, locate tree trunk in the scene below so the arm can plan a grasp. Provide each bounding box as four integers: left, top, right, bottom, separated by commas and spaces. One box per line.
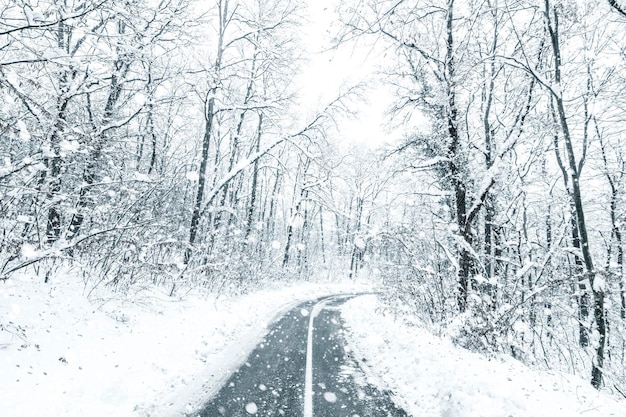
245, 113, 263, 240
66, 54, 128, 242
319, 206, 326, 265
185, 0, 228, 263
544, 0, 605, 388
267, 171, 281, 243
214, 45, 259, 236
482, 18, 497, 305
46, 20, 72, 244
46, 123, 64, 244
443, 0, 473, 312
349, 197, 364, 279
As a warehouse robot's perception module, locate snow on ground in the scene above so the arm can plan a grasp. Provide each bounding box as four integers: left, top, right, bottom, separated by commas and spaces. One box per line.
0, 272, 369, 417
6, 274, 622, 417
341, 294, 626, 417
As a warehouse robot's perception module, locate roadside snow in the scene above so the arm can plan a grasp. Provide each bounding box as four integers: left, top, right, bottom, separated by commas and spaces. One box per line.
0, 273, 369, 417
341, 294, 626, 417
8, 275, 621, 417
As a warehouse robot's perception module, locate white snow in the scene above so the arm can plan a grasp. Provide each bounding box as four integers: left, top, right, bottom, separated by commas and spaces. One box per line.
0, 272, 369, 417
59, 139, 80, 154
593, 274, 607, 292
341, 294, 626, 417
354, 237, 366, 250
185, 171, 199, 182
3, 273, 624, 417
245, 401, 258, 414
323, 391, 338, 403
19, 243, 37, 258
16, 120, 30, 141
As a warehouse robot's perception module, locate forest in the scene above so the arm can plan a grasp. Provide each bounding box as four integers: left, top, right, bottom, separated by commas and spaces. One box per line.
2, 0, 626, 395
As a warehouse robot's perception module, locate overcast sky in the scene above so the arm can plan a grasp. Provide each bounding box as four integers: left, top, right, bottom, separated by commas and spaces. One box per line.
297, 0, 396, 150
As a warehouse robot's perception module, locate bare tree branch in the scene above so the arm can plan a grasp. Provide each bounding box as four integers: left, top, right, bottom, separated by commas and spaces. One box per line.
609, 0, 626, 18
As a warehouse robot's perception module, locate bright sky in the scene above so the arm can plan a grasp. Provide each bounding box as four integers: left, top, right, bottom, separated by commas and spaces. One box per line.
298, 0, 396, 150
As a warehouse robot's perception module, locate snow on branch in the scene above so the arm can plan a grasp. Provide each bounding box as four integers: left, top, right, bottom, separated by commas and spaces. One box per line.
0, 223, 148, 280
198, 91, 353, 219
0, 0, 110, 36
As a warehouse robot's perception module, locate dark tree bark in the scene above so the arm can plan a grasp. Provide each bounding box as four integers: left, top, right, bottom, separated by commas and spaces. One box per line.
66, 51, 130, 242
186, 0, 229, 263
212, 43, 259, 238
609, 0, 626, 17
245, 113, 263, 240
283, 159, 310, 267
482, 7, 499, 305
544, 0, 606, 389
46, 20, 73, 244
46, 117, 66, 244
551, 103, 589, 347
137, 69, 158, 175
264, 168, 282, 251
349, 196, 364, 279
319, 206, 326, 265
599, 124, 626, 322
442, 0, 474, 312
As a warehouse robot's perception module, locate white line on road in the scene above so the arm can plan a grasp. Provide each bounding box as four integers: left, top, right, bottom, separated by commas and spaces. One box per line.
304, 298, 331, 417
304, 295, 358, 417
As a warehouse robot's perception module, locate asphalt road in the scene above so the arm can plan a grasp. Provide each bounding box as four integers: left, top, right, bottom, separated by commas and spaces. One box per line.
193, 295, 407, 417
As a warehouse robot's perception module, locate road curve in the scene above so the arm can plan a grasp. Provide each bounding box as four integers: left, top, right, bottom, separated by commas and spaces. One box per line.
192, 295, 407, 417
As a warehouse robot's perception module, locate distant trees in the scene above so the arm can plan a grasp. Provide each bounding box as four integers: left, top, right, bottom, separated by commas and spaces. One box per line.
185, 0, 301, 267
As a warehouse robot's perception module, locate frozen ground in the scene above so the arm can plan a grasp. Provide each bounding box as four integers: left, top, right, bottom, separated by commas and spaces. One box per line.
0, 272, 368, 417
2, 274, 625, 417
340, 295, 626, 417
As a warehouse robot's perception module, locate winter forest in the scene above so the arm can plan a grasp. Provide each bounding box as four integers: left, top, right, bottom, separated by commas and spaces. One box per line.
2, 0, 626, 403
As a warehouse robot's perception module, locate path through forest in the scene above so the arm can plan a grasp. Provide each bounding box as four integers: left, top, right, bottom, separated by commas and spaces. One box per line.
194, 295, 407, 417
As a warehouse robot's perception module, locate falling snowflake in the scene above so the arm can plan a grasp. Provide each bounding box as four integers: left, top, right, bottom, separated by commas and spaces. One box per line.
185, 171, 199, 182
21, 243, 37, 259
323, 392, 337, 403
245, 402, 258, 414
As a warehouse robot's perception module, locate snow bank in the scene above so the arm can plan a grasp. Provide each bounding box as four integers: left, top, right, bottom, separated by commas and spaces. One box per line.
0, 272, 369, 417
341, 294, 626, 417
